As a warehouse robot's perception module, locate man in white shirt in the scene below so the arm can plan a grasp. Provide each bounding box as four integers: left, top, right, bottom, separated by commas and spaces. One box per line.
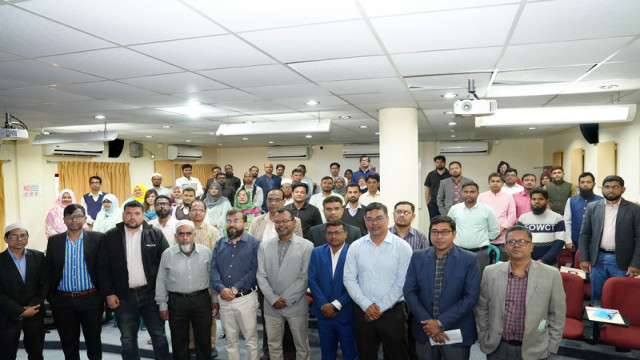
149, 195, 178, 245
81, 176, 107, 225
150, 173, 171, 197
359, 174, 381, 206
501, 168, 524, 195
310, 176, 345, 222
175, 164, 204, 197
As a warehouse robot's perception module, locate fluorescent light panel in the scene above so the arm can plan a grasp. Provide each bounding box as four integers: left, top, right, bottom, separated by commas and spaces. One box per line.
475, 105, 636, 127
217, 119, 331, 136
32, 131, 118, 145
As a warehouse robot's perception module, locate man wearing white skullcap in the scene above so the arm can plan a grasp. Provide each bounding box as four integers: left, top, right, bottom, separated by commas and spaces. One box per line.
150, 173, 171, 197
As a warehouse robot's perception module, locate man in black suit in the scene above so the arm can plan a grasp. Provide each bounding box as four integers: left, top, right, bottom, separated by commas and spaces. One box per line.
0, 223, 48, 360
98, 200, 171, 360
46, 204, 104, 360
308, 196, 362, 247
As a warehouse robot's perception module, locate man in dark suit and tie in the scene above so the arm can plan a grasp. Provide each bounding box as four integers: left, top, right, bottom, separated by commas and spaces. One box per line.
403, 216, 480, 360
307, 196, 362, 248
579, 175, 640, 304
308, 220, 358, 360
46, 204, 104, 360
0, 223, 48, 360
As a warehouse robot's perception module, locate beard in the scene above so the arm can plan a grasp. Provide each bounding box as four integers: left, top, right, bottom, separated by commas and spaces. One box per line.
179, 243, 194, 254
532, 206, 546, 215
124, 221, 141, 229
349, 196, 358, 203
580, 188, 594, 198
227, 227, 244, 239
156, 209, 170, 219
604, 193, 622, 202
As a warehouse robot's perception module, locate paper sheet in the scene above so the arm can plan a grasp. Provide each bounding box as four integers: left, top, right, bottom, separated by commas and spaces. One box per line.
429, 329, 463, 346
585, 306, 626, 325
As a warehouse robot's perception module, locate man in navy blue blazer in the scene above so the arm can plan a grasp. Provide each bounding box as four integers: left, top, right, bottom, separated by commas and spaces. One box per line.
403, 215, 480, 360
308, 220, 358, 360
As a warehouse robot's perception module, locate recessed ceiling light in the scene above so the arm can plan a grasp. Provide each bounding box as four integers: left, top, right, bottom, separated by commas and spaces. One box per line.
242, 137, 249, 140
449, 129, 455, 133
242, 121, 255, 124
94, 115, 106, 120
185, 139, 192, 143
208, 132, 215, 135
600, 85, 618, 90
339, 115, 351, 119
359, 125, 368, 129
528, 127, 537, 130
374, 132, 380, 135
42, 131, 50, 135
162, 125, 171, 129
268, 141, 274, 144
520, 132, 525, 135
450, 134, 456, 138
448, 122, 457, 126
305, 134, 312, 138
145, 135, 152, 138
442, 93, 458, 99
305, 100, 319, 106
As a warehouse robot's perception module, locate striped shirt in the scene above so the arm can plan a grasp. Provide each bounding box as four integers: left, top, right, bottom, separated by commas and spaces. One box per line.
503, 263, 529, 342
58, 233, 95, 292
388, 226, 429, 252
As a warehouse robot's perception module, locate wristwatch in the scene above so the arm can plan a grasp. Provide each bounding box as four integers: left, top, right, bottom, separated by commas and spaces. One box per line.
231, 286, 238, 295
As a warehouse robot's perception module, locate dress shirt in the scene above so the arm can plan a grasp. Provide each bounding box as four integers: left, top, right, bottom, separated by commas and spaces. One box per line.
388, 226, 429, 252
261, 218, 278, 242
343, 231, 413, 313
278, 238, 292, 268
81, 191, 105, 223
478, 190, 516, 244
155, 244, 212, 311
150, 186, 171, 197
347, 203, 362, 217
8, 249, 27, 282
310, 192, 346, 222
501, 183, 524, 195
194, 222, 220, 250
330, 245, 345, 310
210, 233, 261, 293
360, 191, 381, 206
59, 232, 95, 292
149, 216, 179, 245
601, 200, 620, 250
125, 226, 147, 288
448, 202, 500, 249
513, 190, 533, 222
284, 202, 322, 238
503, 263, 529, 342
175, 176, 204, 197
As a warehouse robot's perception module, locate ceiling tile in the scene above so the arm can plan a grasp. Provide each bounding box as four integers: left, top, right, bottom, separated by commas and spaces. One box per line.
0, 87, 93, 104
120, 72, 227, 94
274, 95, 349, 109
319, 77, 406, 95
393, 47, 502, 76
583, 61, 640, 81
0, 77, 32, 91
179, 88, 259, 104
546, 91, 631, 106
493, 65, 592, 84
341, 92, 415, 107
0, 59, 101, 86
289, 56, 396, 82
55, 81, 158, 99
610, 38, 640, 62
114, 95, 193, 108
0, 50, 24, 62
198, 65, 309, 88
360, 0, 518, 17
407, 73, 492, 93
243, 83, 330, 99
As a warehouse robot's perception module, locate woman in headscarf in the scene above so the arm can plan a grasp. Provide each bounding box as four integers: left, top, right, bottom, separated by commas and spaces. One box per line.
233, 187, 264, 232
539, 171, 552, 188
204, 183, 232, 232
171, 185, 183, 210
45, 189, 87, 238
496, 160, 523, 185
334, 176, 348, 202
143, 189, 158, 222
93, 194, 122, 233
122, 184, 147, 210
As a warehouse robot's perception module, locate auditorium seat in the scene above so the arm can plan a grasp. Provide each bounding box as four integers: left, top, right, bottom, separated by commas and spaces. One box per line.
600, 277, 640, 350
557, 249, 573, 268
561, 272, 585, 339
573, 250, 591, 300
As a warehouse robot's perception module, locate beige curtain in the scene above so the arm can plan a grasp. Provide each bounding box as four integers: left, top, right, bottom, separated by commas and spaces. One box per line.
0, 161, 5, 250
174, 164, 217, 189
58, 161, 131, 204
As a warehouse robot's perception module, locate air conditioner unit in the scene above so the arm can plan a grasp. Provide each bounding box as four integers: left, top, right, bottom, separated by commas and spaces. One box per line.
342, 144, 380, 158
42, 142, 105, 157
439, 141, 490, 155
168, 145, 203, 160
267, 147, 310, 159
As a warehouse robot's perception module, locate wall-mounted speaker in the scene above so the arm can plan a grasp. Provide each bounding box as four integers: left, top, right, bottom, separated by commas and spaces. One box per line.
579, 124, 599, 144
108, 139, 125, 158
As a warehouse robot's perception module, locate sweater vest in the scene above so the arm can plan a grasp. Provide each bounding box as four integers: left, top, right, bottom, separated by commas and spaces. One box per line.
83, 193, 106, 219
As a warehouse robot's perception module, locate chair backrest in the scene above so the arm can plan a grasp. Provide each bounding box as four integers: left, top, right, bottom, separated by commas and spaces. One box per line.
601, 277, 640, 325
561, 272, 584, 320
557, 249, 573, 268
573, 250, 580, 269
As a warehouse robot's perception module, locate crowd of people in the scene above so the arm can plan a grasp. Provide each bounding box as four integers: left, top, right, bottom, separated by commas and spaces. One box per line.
1, 154, 639, 360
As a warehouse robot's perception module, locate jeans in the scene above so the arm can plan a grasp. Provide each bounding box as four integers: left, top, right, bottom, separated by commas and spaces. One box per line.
590, 252, 627, 305
114, 288, 171, 360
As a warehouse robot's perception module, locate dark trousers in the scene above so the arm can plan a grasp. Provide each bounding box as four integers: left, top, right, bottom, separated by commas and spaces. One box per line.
317, 316, 358, 360
353, 302, 409, 360
0, 313, 45, 360
169, 291, 212, 360
114, 288, 170, 360
427, 202, 440, 221
50, 292, 103, 360
258, 288, 295, 358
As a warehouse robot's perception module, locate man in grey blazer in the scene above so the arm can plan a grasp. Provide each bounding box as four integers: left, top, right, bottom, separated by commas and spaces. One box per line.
579, 175, 640, 305
475, 225, 565, 360
436, 161, 472, 215
257, 208, 313, 360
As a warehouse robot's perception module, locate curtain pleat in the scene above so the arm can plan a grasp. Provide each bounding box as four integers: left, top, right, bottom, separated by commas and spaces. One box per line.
174, 164, 217, 189
58, 161, 131, 204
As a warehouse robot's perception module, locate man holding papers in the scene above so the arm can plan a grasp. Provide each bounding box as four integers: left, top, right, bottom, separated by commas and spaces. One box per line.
403, 215, 480, 360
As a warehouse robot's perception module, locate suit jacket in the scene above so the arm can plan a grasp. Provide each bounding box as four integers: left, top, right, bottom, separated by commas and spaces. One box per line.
436, 176, 472, 215
307, 223, 362, 248
46, 230, 103, 298
256, 174, 282, 212
403, 246, 480, 346
579, 198, 640, 270
248, 213, 303, 240
308, 243, 353, 323
0, 249, 48, 324
257, 234, 313, 317
475, 260, 566, 360
97, 222, 169, 299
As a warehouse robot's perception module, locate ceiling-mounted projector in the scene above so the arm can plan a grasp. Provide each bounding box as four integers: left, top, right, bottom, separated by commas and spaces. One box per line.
0, 113, 29, 140
453, 79, 497, 116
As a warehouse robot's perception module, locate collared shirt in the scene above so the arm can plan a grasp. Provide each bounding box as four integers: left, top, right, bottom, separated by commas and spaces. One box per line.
262, 218, 279, 243
351, 168, 377, 184
9, 249, 27, 282
389, 226, 429, 252
502, 183, 524, 195
347, 203, 362, 217
175, 176, 204, 197
210, 233, 261, 292
284, 202, 322, 238
149, 216, 179, 245
601, 200, 620, 250
309, 192, 345, 222
513, 190, 533, 222
424, 169, 451, 203
125, 227, 147, 288
151, 186, 171, 197
449, 202, 500, 249
360, 191, 381, 206
81, 191, 105, 223
503, 262, 529, 342
278, 237, 292, 268
452, 181, 462, 204
155, 244, 212, 311
478, 190, 516, 244
59, 232, 95, 292
330, 244, 345, 310
343, 231, 413, 313
433, 250, 450, 319
194, 222, 220, 250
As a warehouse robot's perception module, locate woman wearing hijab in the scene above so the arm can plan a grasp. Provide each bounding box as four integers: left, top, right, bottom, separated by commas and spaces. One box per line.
204, 183, 232, 232
171, 185, 183, 210
333, 176, 348, 202
233, 187, 264, 232
143, 189, 158, 222
45, 189, 87, 238
122, 184, 147, 210
496, 160, 523, 185
93, 194, 122, 233
539, 171, 552, 187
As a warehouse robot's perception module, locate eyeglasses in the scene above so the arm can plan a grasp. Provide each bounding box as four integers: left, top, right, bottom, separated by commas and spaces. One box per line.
364, 216, 386, 224
395, 210, 412, 216
273, 219, 292, 225
430, 230, 451, 237
155, 203, 171, 208
90, 181, 101, 185
326, 230, 345, 236
266, 198, 283, 203
190, 209, 206, 213
603, 185, 621, 190
7, 233, 29, 241
64, 215, 85, 221
505, 239, 532, 247
281, 186, 292, 189
226, 219, 243, 224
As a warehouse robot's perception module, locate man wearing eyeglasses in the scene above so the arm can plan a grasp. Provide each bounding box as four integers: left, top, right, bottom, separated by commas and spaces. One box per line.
389, 201, 428, 252
82, 176, 108, 226
351, 155, 377, 184
343, 202, 413, 360
257, 208, 313, 360
149, 195, 179, 245
501, 168, 524, 195
475, 225, 566, 360
579, 175, 640, 306
0, 223, 48, 360
403, 216, 480, 360
46, 204, 104, 360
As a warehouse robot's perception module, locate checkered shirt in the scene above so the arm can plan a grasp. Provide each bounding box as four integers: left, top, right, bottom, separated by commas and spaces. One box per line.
503, 263, 529, 341
433, 251, 450, 319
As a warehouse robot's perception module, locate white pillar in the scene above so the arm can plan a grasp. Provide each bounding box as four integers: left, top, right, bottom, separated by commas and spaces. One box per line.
378, 107, 421, 227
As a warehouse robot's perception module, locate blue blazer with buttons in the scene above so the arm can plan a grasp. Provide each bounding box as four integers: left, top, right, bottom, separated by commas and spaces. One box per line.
308, 243, 353, 323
